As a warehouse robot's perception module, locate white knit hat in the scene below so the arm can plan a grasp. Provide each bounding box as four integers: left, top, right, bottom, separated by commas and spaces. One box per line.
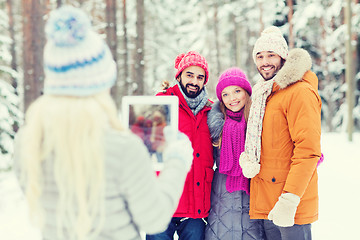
43, 5, 116, 96
252, 26, 288, 63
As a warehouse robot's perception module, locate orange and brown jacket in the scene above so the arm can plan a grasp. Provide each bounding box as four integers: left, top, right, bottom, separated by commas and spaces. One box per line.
250, 48, 322, 225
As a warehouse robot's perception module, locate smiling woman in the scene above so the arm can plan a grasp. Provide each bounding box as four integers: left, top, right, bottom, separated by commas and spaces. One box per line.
205, 67, 258, 240
221, 86, 247, 112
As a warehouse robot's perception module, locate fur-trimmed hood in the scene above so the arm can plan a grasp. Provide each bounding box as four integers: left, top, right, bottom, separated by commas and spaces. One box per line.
273, 48, 315, 90
207, 101, 225, 141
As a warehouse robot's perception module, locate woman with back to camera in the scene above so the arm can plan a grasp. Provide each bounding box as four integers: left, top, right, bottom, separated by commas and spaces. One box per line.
14, 5, 192, 240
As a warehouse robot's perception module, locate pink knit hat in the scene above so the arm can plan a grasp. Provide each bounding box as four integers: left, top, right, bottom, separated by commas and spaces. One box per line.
216, 67, 252, 101
174, 51, 209, 84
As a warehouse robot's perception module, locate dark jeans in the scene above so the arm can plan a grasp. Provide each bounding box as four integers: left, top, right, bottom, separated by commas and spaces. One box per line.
262, 219, 312, 240
146, 217, 205, 240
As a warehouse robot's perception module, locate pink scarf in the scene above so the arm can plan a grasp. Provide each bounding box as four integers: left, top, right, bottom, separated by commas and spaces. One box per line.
219, 109, 249, 194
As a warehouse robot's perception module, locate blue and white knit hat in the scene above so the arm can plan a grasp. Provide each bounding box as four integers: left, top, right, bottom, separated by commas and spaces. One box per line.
43, 5, 116, 96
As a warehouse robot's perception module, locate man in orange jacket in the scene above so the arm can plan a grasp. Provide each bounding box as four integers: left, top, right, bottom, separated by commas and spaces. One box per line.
240, 26, 322, 240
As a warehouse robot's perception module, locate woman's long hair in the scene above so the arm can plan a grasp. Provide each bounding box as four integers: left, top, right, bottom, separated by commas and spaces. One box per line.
213, 92, 252, 148
19, 91, 123, 240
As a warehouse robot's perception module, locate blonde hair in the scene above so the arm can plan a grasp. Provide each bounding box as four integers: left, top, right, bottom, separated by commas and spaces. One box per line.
19, 91, 123, 240
213, 92, 252, 148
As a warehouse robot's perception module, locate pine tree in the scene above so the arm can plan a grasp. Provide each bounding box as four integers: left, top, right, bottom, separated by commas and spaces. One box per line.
0, 80, 22, 172
0, 3, 22, 172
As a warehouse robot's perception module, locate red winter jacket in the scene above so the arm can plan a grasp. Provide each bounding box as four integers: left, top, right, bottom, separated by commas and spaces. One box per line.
157, 84, 214, 218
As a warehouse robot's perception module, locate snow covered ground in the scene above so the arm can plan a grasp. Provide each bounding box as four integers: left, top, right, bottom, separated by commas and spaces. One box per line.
0, 172, 41, 240
0, 132, 359, 239
312, 132, 360, 239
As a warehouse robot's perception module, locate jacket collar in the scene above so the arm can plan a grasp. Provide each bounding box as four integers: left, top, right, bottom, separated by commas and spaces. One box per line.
171, 84, 212, 113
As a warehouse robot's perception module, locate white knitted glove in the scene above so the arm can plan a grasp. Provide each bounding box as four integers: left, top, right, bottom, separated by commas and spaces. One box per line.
268, 193, 301, 227
239, 152, 260, 178
162, 126, 193, 171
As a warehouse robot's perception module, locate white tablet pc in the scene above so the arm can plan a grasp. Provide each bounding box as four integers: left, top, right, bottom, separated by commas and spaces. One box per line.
121, 96, 179, 170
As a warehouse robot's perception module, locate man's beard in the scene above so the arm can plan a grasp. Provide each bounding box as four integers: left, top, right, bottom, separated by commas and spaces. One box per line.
258, 66, 278, 80
179, 80, 202, 98
257, 61, 284, 81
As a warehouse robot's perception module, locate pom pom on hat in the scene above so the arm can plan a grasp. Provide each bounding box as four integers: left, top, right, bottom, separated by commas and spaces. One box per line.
175, 53, 186, 69
45, 5, 90, 47
174, 51, 209, 84
261, 25, 283, 36
216, 67, 252, 101
43, 5, 116, 96
252, 26, 288, 63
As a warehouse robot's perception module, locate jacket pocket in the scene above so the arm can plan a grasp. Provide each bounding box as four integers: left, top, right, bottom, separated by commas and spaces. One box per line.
253, 168, 288, 212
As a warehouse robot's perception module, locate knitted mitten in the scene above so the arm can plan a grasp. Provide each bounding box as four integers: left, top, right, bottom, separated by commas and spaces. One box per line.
268, 193, 301, 227
239, 152, 260, 178
163, 126, 193, 171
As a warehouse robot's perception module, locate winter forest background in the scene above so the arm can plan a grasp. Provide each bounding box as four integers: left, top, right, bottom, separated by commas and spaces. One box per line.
0, 0, 360, 171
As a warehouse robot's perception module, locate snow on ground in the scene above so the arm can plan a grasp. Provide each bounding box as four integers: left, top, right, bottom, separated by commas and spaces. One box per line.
312, 132, 360, 239
0, 132, 359, 239
0, 172, 41, 240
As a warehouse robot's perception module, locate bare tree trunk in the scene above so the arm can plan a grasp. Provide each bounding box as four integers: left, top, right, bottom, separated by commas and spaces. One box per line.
151, 21, 159, 91
258, 2, 264, 32
230, 12, 238, 67
134, 0, 145, 95
247, 28, 257, 83
22, 0, 45, 112
286, 0, 294, 48
44, 0, 51, 13
345, 0, 354, 141
57, 0, 62, 8
353, 0, 359, 74
200, 1, 214, 90
121, 0, 129, 96
213, 1, 221, 77
105, 0, 119, 105
105, 0, 118, 62
6, 0, 17, 92
130, 37, 136, 94
352, 0, 359, 115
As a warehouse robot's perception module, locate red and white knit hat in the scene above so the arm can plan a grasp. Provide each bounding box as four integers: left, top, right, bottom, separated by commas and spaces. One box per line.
252, 26, 288, 63
174, 51, 209, 84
